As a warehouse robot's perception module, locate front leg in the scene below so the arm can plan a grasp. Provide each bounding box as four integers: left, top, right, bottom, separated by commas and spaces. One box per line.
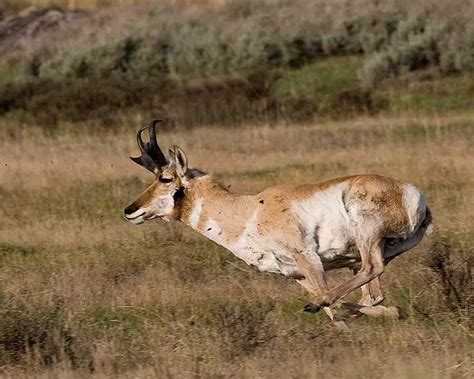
295, 250, 331, 309
294, 250, 347, 327
295, 252, 349, 329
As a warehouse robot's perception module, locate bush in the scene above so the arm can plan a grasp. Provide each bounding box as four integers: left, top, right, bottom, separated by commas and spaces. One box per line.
0, 70, 282, 128
361, 12, 474, 86
207, 299, 276, 359
0, 75, 174, 126
422, 232, 473, 321
0, 294, 78, 367
325, 87, 387, 115
20, 1, 474, 83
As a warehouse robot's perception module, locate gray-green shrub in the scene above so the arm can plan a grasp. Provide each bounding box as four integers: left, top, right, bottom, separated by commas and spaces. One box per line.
21, 0, 474, 83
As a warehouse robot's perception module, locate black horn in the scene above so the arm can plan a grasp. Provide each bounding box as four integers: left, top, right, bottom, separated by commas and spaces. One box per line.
130, 119, 168, 173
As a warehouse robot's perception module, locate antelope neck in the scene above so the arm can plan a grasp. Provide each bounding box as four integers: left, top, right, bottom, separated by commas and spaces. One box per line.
178, 176, 240, 230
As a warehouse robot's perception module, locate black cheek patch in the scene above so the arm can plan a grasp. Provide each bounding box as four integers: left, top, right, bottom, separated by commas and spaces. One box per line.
173, 186, 185, 201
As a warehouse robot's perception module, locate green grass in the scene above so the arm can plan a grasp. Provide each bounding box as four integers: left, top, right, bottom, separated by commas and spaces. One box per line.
0, 64, 19, 85
0, 241, 42, 259
381, 73, 474, 114
274, 56, 362, 100
274, 57, 474, 117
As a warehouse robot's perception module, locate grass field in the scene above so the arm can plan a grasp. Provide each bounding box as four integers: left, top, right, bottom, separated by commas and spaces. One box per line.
2, 0, 199, 12
0, 113, 472, 378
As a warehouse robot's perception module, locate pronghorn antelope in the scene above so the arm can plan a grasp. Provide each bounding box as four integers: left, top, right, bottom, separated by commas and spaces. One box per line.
124, 120, 433, 323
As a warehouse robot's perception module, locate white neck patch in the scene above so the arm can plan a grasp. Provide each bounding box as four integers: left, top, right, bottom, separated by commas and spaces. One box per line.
188, 198, 203, 230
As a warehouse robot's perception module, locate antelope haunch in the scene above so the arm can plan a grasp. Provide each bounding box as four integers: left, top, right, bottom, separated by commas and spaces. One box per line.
124, 120, 433, 324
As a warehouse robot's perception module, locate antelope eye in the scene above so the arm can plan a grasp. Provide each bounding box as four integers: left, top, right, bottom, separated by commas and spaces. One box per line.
159, 176, 173, 184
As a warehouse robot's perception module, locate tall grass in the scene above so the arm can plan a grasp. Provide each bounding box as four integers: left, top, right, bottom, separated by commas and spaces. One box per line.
0, 113, 472, 377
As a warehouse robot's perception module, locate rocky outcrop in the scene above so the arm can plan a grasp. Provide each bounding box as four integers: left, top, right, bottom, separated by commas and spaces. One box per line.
0, 6, 89, 56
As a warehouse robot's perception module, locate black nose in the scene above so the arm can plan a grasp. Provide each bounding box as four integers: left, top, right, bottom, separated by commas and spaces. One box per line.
124, 203, 139, 216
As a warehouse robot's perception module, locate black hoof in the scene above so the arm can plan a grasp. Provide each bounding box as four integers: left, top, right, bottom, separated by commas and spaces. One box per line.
340, 302, 365, 313
336, 302, 365, 320
303, 302, 322, 313
396, 306, 407, 320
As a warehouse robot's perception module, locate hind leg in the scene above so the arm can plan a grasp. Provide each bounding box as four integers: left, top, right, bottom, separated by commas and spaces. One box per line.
333, 272, 385, 321
338, 276, 404, 320
337, 271, 404, 320
356, 271, 384, 306
322, 235, 385, 306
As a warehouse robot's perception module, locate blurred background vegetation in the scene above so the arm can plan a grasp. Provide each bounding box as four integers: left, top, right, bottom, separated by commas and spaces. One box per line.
1, 0, 474, 131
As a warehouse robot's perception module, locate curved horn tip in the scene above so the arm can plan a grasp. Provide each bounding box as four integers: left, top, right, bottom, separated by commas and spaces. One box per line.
148, 119, 164, 127
130, 155, 159, 174
130, 156, 142, 164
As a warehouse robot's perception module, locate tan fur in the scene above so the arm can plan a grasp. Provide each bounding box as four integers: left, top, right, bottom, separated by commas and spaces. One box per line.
345, 175, 409, 236
129, 182, 158, 210
180, 177, 255, 243
125, 148, 432, 326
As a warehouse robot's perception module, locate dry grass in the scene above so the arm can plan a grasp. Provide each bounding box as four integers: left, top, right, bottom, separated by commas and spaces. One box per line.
0, 114, 472, 378
3, 0, 227, 11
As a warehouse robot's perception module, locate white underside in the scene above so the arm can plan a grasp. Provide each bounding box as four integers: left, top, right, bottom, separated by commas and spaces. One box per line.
190, 184, 357, 276
188, 182, 427, 277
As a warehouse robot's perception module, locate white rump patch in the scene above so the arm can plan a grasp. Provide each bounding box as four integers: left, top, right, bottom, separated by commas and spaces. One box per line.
425, 222, 435, 236
402, 183, 425, 233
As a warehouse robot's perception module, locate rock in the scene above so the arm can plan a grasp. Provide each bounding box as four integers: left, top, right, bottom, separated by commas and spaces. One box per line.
0, 6, 90, 56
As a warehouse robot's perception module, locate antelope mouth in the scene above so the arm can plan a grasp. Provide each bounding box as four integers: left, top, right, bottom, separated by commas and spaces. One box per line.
144, 214, 159, 221
124, 210, 148, 225
124, 210, 163, 225
125, 211, 146, 220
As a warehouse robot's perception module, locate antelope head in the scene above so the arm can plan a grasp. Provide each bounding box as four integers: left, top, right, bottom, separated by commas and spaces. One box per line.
124, 119, 190, 224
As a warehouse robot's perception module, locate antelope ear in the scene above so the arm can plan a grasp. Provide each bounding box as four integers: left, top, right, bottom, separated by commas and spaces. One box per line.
169, 146, 188, 178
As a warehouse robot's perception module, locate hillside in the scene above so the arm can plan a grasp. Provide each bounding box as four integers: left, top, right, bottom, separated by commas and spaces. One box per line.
1, 0, 474, 130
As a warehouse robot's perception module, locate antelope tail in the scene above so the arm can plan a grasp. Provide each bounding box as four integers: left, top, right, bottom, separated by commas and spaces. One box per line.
423, 206, 434, 236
